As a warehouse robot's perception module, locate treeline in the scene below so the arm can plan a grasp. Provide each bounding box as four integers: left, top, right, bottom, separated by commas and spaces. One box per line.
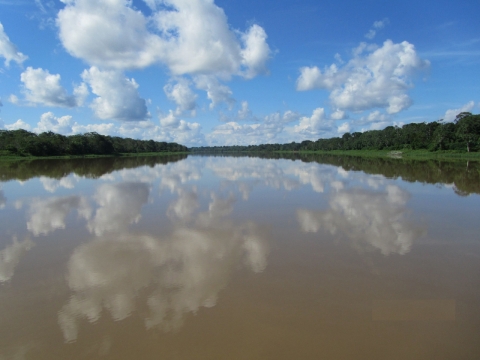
191, 112, 480, 153
2, 113, 479, 157
0, 130, 188, 157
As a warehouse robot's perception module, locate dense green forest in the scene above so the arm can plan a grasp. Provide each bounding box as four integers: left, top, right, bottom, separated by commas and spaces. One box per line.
0, 130, 187, 157
191, 112, 480, 153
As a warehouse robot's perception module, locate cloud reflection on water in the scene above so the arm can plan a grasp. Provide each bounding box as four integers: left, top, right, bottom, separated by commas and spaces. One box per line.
0, 237, 34, 283
87, 182, 150, 236
297, 185, 423, 255
0, 188, 6, 209
27, 196, 91, 236
8, 156, 425, 343
39, 175, 78, 193
58, 177, 268, 342
167, 187, 199, 222
205, 157, 332, 193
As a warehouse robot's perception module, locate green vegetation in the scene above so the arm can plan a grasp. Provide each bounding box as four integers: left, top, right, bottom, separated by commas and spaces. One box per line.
0, 129, 188, 158
2, 113, 479, 161
191, 113, 480, 157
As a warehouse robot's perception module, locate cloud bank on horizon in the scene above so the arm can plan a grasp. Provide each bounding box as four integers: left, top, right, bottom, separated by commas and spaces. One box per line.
0, 0, 479, 146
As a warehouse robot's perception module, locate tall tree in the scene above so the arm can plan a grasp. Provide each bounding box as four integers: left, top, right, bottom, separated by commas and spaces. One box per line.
455, 114, 480, 153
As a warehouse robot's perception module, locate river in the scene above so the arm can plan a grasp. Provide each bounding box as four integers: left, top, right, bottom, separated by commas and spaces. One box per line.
0, 154, 479, 359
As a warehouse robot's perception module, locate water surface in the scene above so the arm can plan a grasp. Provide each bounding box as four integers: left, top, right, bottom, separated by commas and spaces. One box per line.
0, 155, 479, 359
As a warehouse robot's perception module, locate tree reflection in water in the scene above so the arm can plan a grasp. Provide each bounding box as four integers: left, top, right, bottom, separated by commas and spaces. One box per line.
0, 154, 475, 353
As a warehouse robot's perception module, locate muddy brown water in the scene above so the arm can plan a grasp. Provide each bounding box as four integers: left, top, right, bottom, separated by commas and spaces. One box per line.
0, 155, 479, 359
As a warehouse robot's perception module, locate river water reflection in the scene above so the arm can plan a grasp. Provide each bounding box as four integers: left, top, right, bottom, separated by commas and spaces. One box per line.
0, 155, 479, 359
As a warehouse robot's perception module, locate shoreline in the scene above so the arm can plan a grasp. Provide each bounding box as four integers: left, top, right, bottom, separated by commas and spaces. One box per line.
190, 149, 480, 161
1, 149, 480, 162
0, 152, 190, 162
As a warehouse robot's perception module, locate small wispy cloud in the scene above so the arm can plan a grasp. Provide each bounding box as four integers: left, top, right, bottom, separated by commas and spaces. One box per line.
365, 18, 389, 39
436, 21, 456, 30
457, 38, 480, 47
34, 0, 46, 13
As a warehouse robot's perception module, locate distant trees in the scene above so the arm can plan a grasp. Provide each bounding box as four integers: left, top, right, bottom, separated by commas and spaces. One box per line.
0, 130, 188, 157
191, 113, 480, 154
2, 113, 479, 157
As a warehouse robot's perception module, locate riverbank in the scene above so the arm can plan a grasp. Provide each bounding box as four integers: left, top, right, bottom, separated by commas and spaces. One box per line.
2, 149, 480, 162
0, 151, 190, 162
280, 149, 480, 161
191, 149, 480, 161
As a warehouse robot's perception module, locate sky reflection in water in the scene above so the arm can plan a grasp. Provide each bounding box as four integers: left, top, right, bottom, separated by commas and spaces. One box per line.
0, 155, 479, 359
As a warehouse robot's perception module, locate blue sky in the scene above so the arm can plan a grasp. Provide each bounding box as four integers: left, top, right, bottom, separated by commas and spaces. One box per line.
0, 0, 479, 146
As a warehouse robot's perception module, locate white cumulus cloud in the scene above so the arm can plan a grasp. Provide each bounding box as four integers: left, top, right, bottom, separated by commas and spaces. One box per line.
34, 112, 77, 134
194, 75, 235, 109
57, 0, 159, 70
208, 110, 299, 145
297, 40, 430, 114
337, 122, 350, 134
21, 67, 83, 108
357, 110, 393, 130
241, 24, 271, 79
442, 101, 476, 122
237, 101, 252, 120
32, 111, 115, 136
5, 119, 31, 131
28, 110, 203, 146
56, 0, 271, 79
81, 66, 149, 121
0, 22, 28, 67
293, 107, 333, 136
331, 109, 347, 120
164, 78, 197, 115
157, 111, 205, 145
